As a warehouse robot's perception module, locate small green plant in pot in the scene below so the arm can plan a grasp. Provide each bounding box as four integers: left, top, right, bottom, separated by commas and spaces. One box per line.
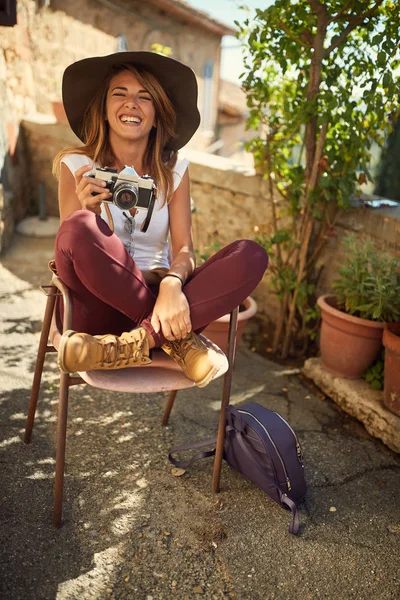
332, 235, 400, 322
317, 234, 400, 379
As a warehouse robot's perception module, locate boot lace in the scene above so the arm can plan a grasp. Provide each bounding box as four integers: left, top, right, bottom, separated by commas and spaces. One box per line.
99, 336, 146, 368
167, 335, 203, 366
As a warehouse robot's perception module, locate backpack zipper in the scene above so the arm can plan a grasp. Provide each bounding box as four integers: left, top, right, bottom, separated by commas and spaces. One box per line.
238, 409, 291, 491
273, 412, 304, 463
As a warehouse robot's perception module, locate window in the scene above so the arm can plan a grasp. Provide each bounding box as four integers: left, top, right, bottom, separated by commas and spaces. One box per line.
0, 0, 17, 27
115, 34, 129, 53
202, 60, 214, 135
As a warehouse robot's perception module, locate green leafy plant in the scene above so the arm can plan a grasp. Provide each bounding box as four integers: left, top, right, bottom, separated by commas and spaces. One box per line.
364, 350, 385, 390
194, 231, 222, 265
332, 234, 400, 322
237, 0, 400, 358
254, 226, 321, 354
150, 43, 172, 57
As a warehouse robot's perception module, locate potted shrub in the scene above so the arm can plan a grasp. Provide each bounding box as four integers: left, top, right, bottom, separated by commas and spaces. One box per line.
317, 234, 400, 379
195, 233, 258, 353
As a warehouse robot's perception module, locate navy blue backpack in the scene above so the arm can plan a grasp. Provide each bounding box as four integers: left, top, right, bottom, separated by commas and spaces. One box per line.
169, 402, 307, 535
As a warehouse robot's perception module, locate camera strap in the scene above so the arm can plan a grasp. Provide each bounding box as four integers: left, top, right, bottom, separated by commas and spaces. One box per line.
140, 187, 157, 233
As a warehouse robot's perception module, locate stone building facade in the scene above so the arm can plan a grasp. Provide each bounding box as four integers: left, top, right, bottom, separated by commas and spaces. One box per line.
217, 79, 254, 167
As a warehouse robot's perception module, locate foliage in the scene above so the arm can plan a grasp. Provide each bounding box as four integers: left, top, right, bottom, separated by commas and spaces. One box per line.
237, 0, 400, 357
254, 227, 321, 348
150, 43, 172, 56
364, 349, 385, 390
332, 234, 400, 322
194, 230, 222, 264
375, 112, 400, 202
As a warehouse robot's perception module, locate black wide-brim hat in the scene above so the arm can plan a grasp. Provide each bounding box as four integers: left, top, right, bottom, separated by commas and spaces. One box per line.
62, 51, 201, 151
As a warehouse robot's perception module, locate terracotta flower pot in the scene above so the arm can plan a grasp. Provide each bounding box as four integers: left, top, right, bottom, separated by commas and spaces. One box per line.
317, 294, 384, 379
383, 323, 400, 416
203, 296, 257, 355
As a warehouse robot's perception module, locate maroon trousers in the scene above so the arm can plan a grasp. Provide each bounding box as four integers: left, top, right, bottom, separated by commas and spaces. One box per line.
55, 211, 269, 347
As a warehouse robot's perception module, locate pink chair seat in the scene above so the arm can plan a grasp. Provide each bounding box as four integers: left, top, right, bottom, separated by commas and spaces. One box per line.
50, 317, 229, 393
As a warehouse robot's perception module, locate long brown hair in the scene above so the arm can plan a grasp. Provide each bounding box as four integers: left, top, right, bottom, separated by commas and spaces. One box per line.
53, 64, 178, 204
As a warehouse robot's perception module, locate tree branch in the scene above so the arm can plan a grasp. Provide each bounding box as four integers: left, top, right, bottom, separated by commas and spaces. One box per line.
281, 218, 313, 358
266, 152, 283, 267
324, 0, 385, 57
278, 20, 312, 49
327, 0, 363, 25
308, 0, 329, 19
306, 213, 340, 278
273, 291, 290, 353
307, 121, 328, 193
275, 185, 289, 201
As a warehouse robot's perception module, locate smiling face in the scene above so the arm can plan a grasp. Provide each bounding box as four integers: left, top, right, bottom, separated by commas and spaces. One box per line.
105, 70, 157, 146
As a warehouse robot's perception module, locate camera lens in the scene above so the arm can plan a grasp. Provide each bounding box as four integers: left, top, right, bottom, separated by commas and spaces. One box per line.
113, 183, 139, 211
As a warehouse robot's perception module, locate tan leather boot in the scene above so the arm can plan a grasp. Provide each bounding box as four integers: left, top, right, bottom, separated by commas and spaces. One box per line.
161, 332, 221, 388
58, 328, 151, 373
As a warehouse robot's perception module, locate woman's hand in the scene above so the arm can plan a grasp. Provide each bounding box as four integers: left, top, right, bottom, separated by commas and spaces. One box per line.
151, 277, 192, 341
74, 164, 112, 214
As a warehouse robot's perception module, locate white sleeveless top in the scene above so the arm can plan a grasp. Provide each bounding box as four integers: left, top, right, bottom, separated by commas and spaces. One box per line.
61, 153, 189, 271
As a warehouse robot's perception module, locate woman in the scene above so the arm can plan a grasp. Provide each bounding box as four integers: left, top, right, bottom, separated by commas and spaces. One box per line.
54, 51, 268, 388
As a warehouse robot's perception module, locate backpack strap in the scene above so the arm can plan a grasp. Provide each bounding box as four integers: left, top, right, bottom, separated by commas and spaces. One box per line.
233, 430, 300, 535
168, 438, 216, 468
168, 426, 237, 467
280, 494, 300, 535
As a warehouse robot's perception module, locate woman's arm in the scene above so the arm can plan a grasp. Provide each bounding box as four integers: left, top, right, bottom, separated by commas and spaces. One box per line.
58, 162, 112, 223
166, 168, 196, 282
150, 168, 195, 341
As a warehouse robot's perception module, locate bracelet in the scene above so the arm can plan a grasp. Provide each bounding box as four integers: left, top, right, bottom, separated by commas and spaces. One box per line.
163, 273, 184, 286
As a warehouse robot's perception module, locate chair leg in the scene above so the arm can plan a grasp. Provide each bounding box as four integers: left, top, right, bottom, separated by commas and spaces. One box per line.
53, 372, 70, 528
24, 293, 57, 444
212, 307, 238, 493
212, 366, 234, 492
161, 390, 178, 426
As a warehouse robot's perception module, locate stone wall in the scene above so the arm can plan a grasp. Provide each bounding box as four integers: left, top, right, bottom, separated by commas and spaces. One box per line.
316, 207, 400, 294
21, 118, 81, 218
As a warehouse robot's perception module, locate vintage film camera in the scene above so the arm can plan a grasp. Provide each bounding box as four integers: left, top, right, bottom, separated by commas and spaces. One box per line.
89, 166, 157, 232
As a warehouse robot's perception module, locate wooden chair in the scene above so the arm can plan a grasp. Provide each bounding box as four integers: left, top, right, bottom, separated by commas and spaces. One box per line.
24, 272, 238, 527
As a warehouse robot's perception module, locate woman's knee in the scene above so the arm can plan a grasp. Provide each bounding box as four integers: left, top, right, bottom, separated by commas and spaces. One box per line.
57, 210, 110, 247
61, 209, 98, 233
235, 239, 269, 276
